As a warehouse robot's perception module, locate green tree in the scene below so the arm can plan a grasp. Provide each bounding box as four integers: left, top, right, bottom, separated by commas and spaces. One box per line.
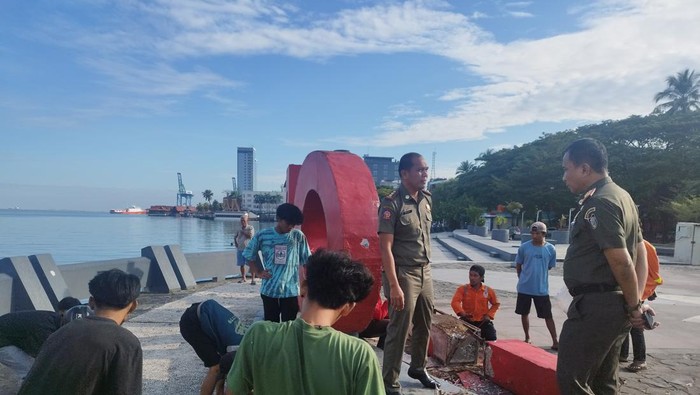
377, 186, 394, 199
202, 189, 213, 203
670, 196, 700, 222
653, 68, 700, 115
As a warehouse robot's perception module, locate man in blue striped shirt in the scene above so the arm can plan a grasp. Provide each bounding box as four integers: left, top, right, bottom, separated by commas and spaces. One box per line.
243, 203, 311, 322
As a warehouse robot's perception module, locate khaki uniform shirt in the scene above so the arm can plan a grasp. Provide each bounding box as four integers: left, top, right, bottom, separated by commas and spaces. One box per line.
563, 177, 642, 289
377, 184, 432, 266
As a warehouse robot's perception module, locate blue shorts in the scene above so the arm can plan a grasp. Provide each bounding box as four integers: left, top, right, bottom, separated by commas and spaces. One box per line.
236, 250, 246, 267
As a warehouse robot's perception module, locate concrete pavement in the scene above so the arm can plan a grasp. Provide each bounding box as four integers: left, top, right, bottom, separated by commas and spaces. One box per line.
432, 231, 700, 394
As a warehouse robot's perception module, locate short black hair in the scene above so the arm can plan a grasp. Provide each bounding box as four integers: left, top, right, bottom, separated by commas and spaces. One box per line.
398, 152, 423, 176
88, 269, 141, 309
276, 203, 304, 226
305, 249, 374, 309
563, 138, 608, 174
57, 297, 81, 312
470, 264, 485, 282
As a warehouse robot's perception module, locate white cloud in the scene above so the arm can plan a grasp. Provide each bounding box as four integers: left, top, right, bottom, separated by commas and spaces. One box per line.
508, 11, 534, 18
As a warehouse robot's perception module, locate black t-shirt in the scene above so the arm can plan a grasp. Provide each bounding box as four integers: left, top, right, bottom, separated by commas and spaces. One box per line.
0, 310, 61, 357
18, 316, 143, 395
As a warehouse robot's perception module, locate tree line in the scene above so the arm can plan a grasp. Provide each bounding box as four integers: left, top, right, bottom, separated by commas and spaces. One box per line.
432, 69, 700, 242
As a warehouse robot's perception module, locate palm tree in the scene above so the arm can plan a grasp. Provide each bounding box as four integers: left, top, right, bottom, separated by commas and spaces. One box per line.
456, 160, 477, 177
653, 68, 700, 115
202, 189, 213, 203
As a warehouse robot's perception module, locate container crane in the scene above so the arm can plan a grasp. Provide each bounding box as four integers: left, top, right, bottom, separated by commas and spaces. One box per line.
177, 172, 194, 206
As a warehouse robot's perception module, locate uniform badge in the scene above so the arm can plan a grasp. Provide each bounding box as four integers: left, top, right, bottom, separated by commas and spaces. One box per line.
584, 207, 597, 229
382, 210, 392, 220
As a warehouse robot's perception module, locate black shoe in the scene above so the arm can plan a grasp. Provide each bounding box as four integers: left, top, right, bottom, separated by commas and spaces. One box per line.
407, 368, 440, 389
384, 386, 402, 395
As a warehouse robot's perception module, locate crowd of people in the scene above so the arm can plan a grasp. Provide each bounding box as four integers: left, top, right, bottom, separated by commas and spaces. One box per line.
0, 140, 663, 394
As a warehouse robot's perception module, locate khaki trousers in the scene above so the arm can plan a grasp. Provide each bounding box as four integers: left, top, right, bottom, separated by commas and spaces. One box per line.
382, 265, 434, 389
557, 291, 631, 395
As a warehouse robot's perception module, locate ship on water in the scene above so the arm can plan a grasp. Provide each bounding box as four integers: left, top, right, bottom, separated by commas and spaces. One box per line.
109, 205, 148, 215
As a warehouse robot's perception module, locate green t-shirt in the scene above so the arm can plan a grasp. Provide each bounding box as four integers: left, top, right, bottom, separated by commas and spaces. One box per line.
227, 318, 384, 395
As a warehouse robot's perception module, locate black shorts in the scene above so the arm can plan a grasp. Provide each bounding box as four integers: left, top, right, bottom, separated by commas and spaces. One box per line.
515, 293, 553, 319
179, 303, 220, 367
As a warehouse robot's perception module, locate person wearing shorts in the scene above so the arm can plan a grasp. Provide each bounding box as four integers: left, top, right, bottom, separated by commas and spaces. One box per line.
515, 221, 558, 349
234, 213, 255, 284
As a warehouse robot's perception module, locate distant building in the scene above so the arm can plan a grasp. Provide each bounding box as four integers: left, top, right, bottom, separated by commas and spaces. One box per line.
237, 147, 256, 192
363, 155, 399, 185
427, 178, 448, 191
239, 190, 283, 212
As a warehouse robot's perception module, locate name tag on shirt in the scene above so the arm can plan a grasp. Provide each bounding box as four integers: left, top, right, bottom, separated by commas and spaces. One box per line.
274, 245, 288, 265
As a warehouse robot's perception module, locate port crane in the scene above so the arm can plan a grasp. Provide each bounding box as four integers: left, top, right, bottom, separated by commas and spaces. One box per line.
176, 173, 194, 206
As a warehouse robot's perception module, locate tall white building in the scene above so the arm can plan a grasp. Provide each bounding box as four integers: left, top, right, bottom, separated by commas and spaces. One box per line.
237, 147, 256, 192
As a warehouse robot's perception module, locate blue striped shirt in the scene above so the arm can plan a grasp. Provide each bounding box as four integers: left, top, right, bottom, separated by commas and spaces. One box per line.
243, 227, 311, 298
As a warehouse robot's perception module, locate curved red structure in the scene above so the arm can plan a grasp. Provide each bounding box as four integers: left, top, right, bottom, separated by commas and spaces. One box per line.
291, 151, 382, 333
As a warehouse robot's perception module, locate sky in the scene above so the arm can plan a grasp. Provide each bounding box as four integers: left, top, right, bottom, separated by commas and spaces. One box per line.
1, 0, 698, 211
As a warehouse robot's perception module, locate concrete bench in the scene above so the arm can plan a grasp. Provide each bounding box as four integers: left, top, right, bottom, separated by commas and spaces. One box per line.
485, 339, 559, 395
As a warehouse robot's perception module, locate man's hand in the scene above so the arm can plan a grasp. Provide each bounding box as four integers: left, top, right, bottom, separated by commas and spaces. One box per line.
257, 270, 272, 280
390, 286, 405, 311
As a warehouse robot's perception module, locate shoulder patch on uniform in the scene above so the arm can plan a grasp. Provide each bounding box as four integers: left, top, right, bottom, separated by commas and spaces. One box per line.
584, 207, 597, 229
382, 209, 392, 221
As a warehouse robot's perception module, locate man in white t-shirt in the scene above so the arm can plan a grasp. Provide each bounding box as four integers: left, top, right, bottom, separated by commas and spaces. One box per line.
515, 221, 559, 349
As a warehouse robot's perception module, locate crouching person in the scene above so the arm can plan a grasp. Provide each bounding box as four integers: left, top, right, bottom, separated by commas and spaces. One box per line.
226, 249, 384, 395
180, 299, 246, 395
19, 269, 142, 395
451, 264, 500, 341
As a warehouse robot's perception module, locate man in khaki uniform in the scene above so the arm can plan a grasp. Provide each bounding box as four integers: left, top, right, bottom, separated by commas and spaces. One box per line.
378, 152, 437, 395
557, 138, 650, 394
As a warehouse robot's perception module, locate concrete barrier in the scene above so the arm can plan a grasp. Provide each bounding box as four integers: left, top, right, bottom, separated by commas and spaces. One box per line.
485, 339, 559, 395
0, 256, 54, 312
164, 245, 197, 290
141, 245, 183, 293
29, 254, 72, 309
185, 251, 236, 282
60, 257, 152, 300
452, 232, 517, 261
0, 274, 13, 315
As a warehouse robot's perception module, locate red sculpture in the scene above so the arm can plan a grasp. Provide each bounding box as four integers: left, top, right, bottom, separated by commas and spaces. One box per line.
289, 151, 382, 333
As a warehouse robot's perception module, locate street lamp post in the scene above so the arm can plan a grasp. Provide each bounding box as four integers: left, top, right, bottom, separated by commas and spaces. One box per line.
520, 211, 525, 228
536, 209, 542, 222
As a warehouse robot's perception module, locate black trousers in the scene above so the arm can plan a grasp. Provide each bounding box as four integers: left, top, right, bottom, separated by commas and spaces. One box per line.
261, 294, 299, 322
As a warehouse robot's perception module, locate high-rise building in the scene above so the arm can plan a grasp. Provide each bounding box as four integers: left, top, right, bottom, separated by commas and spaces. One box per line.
237, 147, 256, 192
363, 155, 399, 185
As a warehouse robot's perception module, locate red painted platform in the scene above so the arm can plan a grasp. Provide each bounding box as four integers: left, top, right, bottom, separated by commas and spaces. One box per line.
486, 339, 559, 395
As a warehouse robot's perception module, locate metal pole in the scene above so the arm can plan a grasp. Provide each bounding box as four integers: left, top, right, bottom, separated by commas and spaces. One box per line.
536, 209, 542, 222
520, 211, 525, 228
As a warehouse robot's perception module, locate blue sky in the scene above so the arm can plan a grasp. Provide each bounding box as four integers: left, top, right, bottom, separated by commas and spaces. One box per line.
1, 0, 698, 211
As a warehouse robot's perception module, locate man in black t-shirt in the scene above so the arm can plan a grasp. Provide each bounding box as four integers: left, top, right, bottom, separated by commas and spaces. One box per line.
0, 297, 80, 380
19, 269, 143, 395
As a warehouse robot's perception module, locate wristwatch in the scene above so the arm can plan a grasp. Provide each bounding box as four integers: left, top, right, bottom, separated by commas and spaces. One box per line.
625, 300, 643, 315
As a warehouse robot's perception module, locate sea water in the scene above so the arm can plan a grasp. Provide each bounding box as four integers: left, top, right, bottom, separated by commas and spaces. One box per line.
0, 209, 270, 265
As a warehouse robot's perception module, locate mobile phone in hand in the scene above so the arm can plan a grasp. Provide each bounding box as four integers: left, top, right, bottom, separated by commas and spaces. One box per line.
643, 310, 655, 330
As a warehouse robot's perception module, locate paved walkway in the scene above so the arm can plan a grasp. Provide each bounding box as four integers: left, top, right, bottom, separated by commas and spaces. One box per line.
432, 231, 700, 394
2, 232, 697, 395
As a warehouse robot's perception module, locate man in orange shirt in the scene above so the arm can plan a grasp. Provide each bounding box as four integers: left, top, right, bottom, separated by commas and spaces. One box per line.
620, 240, 663, 372
451, 265, 500, 341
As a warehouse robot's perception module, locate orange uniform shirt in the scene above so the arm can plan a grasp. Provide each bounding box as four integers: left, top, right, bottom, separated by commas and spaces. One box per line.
451, 283, 500, 321
643, 240, 663, 300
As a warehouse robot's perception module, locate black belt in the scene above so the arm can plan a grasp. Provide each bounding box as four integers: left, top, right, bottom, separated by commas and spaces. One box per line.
569, 283, 620, 297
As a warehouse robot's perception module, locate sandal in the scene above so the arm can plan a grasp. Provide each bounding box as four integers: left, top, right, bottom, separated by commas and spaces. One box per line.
625, 361, 647, 372
237, 279, 246, 283
250, 280, 257, 285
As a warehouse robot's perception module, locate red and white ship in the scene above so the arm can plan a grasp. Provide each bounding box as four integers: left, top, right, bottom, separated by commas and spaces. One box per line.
109, 205, 148, 215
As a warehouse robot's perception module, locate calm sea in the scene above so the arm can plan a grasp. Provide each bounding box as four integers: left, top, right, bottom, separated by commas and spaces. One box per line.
0, 209, 271, 265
